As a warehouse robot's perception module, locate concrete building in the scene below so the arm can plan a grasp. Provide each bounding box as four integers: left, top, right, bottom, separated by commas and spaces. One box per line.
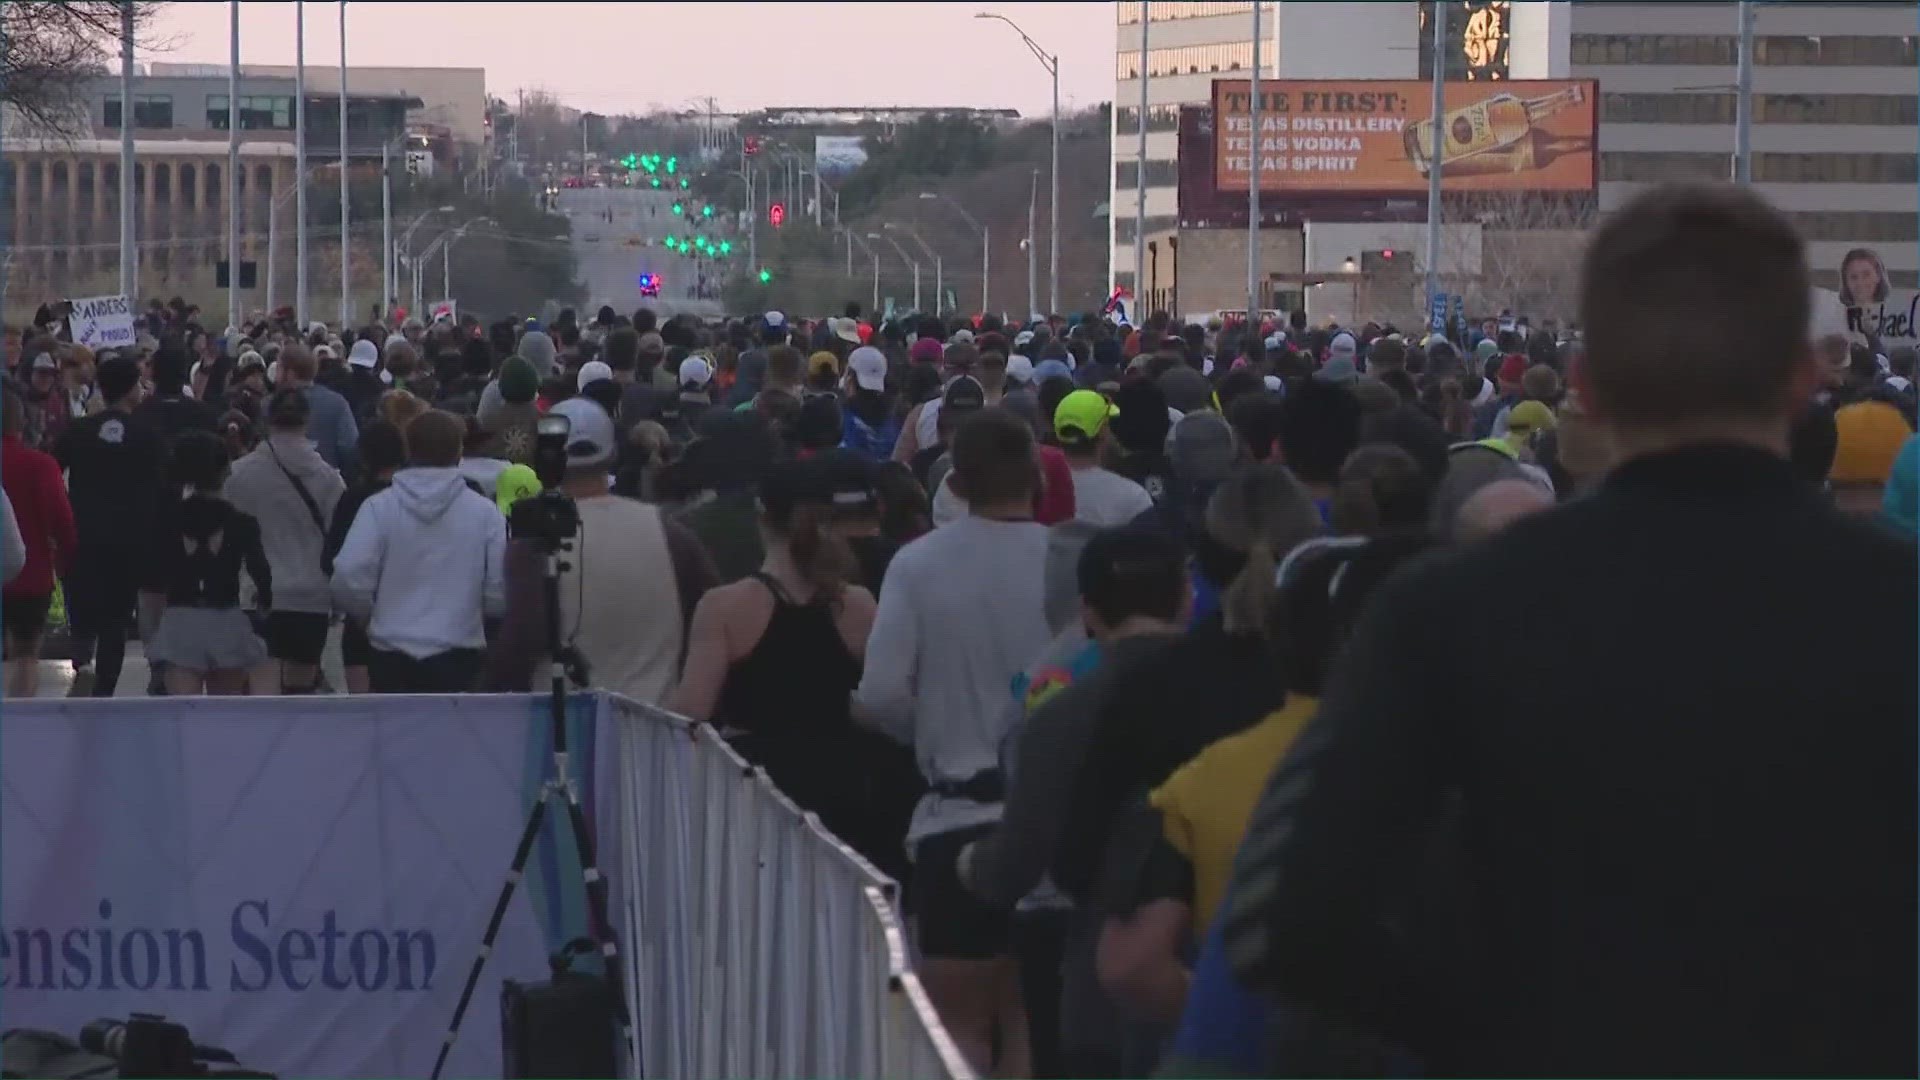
1563, 1, 1919, 291
150, 63, 487, 149
2, 73, 411, 315
1113, 1, 1919, 319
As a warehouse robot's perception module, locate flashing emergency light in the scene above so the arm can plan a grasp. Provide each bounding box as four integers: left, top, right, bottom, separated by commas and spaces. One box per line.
638, 272, 658, 288
758, 268, 772, 284
768, 202, 786, 228
1382, 249, 1395, 259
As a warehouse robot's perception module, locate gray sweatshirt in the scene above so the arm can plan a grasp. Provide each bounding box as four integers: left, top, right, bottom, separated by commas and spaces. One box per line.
1, 489, 24, 586
223, 433, 346, 614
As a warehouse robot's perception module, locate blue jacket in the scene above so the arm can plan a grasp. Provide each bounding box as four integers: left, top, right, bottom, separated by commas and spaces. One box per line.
301, 383, 360, 478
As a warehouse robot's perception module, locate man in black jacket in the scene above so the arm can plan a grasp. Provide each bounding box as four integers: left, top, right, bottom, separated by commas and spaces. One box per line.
1219, 183, 1918, 1077
53, 357, 168, 696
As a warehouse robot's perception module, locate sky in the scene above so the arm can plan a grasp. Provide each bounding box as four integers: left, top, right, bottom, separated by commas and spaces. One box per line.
147, 2, 1118, 118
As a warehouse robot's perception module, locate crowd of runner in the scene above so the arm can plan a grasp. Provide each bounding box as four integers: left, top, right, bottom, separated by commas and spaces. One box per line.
3, 181, 1916, 1076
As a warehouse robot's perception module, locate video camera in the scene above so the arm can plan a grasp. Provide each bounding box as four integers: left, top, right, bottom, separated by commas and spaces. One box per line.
1, 1014, 274, 1079
508, 413, 581, 548
505, 413, 590, 691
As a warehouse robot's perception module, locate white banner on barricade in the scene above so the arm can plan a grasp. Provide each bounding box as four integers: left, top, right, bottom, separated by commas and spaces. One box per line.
0, 695, 615, 1080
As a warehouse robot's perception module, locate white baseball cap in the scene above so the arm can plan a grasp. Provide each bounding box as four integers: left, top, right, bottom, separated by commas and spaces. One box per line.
1013, 330, 1035, 348
1004, 354, 1035, 386
678, 355, 714, 387
847, 346, 887, 392
950, 328, 975, 345
548, 397, 617, 468
348, 339, 379, 369
576, 360, 613, 391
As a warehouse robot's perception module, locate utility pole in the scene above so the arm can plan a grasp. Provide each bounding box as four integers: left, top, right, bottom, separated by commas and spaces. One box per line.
381, 141, 392, 314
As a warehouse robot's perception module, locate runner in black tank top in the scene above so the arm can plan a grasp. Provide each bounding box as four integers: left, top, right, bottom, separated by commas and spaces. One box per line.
716, 571, 921, 883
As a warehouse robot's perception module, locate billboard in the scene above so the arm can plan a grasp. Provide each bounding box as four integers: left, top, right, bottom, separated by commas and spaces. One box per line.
814, 135, 869, 180
1213, 78, 1597, 195
1839, 247, 1918, 346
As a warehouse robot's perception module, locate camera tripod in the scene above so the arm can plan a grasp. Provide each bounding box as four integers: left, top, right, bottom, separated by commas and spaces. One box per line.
430, 506, 632, 1080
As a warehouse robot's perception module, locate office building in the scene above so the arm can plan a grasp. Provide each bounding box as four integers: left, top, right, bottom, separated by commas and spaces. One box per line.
1, 72, 412, 311
1114, 1, 1918, 318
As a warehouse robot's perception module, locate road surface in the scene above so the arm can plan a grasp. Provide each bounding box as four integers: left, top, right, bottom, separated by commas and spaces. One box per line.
557, 186, 724, 319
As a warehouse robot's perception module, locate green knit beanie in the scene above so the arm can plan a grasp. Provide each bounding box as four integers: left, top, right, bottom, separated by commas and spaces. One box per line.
498, 356, 539, 404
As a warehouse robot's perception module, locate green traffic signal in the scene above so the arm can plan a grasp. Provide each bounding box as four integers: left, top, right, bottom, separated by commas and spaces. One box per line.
666, 156, 677, 174
701, 204, 713, 218
758, 268, 772, 284
718, 241, 732, 255
678, 178, 689, 189
671, 201, 683, 215
650, 177, 661, 189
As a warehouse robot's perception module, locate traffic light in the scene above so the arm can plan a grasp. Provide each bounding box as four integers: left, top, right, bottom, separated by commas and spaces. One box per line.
743, 136, 761, 156
650, 177, 661, 189
678, 178, 689, 189
701, 204, 714, 218
758, 268, 772, 284
718, 240, 732, 255
1360, 249, 1401, 273
672, 201, 684, 216
666, 156, 677, 174
768, 202, 785, 228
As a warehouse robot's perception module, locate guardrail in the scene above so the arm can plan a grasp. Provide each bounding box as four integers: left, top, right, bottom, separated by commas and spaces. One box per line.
606, 697, 973, 1080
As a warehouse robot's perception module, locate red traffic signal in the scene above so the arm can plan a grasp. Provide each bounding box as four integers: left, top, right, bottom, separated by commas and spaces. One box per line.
768, 202, 786, 228
743, 136, 761, 156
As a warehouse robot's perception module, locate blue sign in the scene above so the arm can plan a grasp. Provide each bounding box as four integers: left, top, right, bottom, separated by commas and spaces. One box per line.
1450, 293, 1464, 323
1429, 292, 1447, 331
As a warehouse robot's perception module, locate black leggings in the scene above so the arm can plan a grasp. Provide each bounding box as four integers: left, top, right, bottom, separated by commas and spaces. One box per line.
69, 629, 128, 696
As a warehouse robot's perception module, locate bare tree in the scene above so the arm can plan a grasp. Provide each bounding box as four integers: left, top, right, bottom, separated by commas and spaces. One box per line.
2, 2, 169, 137
1462, 193, 1595, 322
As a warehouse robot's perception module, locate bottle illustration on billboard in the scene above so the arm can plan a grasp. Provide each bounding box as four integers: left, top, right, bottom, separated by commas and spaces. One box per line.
1402, 85, 1590, 178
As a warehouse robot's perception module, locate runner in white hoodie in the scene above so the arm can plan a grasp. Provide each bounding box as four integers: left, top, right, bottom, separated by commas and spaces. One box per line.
330, 408, 506, 693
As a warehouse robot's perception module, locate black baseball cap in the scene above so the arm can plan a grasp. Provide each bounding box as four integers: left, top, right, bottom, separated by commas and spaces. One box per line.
1077, 524, 1187, 627
943, 374, 986, 413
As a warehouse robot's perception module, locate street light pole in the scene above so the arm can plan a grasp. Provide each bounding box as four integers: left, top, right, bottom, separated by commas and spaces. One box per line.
876, 232, 921, 312
338, 0, 350, 326
295, 1, 307, 325
228, 0, 241, 330
1246, 1, 1261, 321
1423, 0, 1446, 322
1734, 1, 1755, 183
381, 140, 392, 316
1027, 169, 1039, 320
118, 2, 136, 301
976, 12, 1060, 315
892, 225, 943, 316
920, 192, 988, 315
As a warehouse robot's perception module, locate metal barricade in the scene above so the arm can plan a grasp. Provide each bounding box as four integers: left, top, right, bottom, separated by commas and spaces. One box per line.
605, 696, 973, 1080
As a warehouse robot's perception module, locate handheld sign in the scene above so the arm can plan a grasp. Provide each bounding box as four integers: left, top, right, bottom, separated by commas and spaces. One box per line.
70, 294, 136, 350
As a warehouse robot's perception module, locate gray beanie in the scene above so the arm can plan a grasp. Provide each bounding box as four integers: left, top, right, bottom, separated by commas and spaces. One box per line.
516, 330, 558, 378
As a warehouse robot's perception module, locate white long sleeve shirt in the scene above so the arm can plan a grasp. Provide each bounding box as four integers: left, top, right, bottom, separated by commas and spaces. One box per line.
330, 467, 506, 659
855, 514, 1053, 845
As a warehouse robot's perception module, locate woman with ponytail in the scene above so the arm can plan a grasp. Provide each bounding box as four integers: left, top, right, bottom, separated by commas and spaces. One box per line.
669, 457, 920, 883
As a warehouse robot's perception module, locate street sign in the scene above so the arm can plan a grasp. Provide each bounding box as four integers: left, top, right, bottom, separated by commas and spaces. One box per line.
69, 294, 135, 350
1450, 293, 1464, 323
1429, 291, 1447, 331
